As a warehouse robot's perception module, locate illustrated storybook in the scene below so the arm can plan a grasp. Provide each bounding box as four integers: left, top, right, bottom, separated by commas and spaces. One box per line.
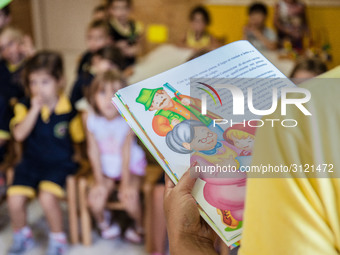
112, 40, 296, 247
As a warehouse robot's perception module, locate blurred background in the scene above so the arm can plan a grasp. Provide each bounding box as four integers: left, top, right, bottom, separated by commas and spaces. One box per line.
9, 0, 340, 85
1, 0, 339, 255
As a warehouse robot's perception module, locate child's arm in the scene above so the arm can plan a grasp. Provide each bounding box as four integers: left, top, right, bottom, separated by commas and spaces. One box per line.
12, 97, 42, 142
84, 113, 105, 184
121, 129, 133, 186
117, 38, 142, 58
251, 29, 277, 50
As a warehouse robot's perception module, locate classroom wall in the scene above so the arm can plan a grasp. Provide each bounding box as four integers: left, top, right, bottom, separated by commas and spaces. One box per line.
206, 5, 340, 67
131, 0, 203, 52
9, 0, 34, 38
31, 0, 101, 51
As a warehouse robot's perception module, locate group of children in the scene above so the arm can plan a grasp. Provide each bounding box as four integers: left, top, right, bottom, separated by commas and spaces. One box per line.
182, 1, 327, 79
0, 1, 149, 255
0, 0, 330, 255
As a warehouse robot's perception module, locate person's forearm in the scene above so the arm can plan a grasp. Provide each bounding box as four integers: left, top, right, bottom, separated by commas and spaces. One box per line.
87, 137, 104, 183
121, 132, 132, 185
124, 44, 140, 57
88, 149, 104, 184
13, 107, 39, 142
254, 32, 277, 50
169, 234, 218, 255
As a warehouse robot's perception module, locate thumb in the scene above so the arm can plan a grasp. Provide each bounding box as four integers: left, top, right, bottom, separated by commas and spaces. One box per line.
177, 162, 198, 193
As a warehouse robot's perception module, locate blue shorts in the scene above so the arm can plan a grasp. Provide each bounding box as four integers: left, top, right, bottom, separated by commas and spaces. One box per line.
8, 158, 78, 198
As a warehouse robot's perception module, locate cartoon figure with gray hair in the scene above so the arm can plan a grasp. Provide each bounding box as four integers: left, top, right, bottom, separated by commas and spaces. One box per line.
166, 120, 246, 229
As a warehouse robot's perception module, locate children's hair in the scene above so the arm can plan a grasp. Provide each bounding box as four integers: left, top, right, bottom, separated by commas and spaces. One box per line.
0, 4, 10, 16
166, 120, 205, 154
87, 70, 127, 115
0, 26, 23, 43
290, 57, 328, 78
226, 130, 255, 140
189, 5, 210, 25
93, 4, 107, 13
107, 0, 132, 8
248, 2, 268, 16
87, 19, 111, 35
23, 51, 64, 95
93, 46, 125, 70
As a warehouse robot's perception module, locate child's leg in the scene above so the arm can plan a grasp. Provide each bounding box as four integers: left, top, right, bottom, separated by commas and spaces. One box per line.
7, 195, 29, 230
88, 177, 114, 225
7, 187, 35, 254
38, 190, 63, 233
121, 174, 143, 230
39, 178, 71, 254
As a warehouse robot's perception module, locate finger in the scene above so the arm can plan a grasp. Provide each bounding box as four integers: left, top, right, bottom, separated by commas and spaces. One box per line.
165, 174, 175, 189
176, 164, 198, 193
164, 174, 175, 199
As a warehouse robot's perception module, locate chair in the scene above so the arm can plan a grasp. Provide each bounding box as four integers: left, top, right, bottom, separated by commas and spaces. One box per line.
78, 164, 163, 250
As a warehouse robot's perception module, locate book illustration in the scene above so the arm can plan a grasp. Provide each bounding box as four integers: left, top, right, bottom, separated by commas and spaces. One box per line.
223, 123, 256, 156
165, 119, 255, 229
135, 83, 224, 140
113, 40, 296, 246
135, 81, 257, 229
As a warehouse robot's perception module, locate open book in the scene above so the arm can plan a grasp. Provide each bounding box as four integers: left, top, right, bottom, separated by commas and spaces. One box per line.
112, 40, 295, 247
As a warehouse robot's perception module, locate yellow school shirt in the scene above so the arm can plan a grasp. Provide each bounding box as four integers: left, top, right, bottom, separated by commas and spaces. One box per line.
239, 67, 340, 255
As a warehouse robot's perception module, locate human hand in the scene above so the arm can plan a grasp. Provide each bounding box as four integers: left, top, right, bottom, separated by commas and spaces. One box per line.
91, 183, 107, 199
88, 183, 108, 209
164, 163, 218, 255
116, 40, 128, 49
31, 96, 43, 112
118, 184, 138, 203
171, 118, 180, 127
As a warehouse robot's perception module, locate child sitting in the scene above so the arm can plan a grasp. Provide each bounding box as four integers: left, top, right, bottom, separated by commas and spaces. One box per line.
7, 51, 84, 255
76, 20, 112, 76
243, 2, 277, 51
0, 27, 34, 171
107, 0, 143, 68
181, 5, 220, 52
274, 0, 308, 50
71, 45, 124, 107
85, 70, 146, 242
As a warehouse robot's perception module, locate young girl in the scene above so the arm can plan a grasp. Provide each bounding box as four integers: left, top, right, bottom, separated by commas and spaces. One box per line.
85, 70, 146, 242
7, 51, 84, 255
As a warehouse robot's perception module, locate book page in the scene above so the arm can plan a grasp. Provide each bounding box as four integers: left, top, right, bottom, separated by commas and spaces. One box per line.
113, 40, 296, 246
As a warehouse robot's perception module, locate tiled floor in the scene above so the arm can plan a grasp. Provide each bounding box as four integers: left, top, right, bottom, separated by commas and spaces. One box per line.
0, 201, 148, 255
